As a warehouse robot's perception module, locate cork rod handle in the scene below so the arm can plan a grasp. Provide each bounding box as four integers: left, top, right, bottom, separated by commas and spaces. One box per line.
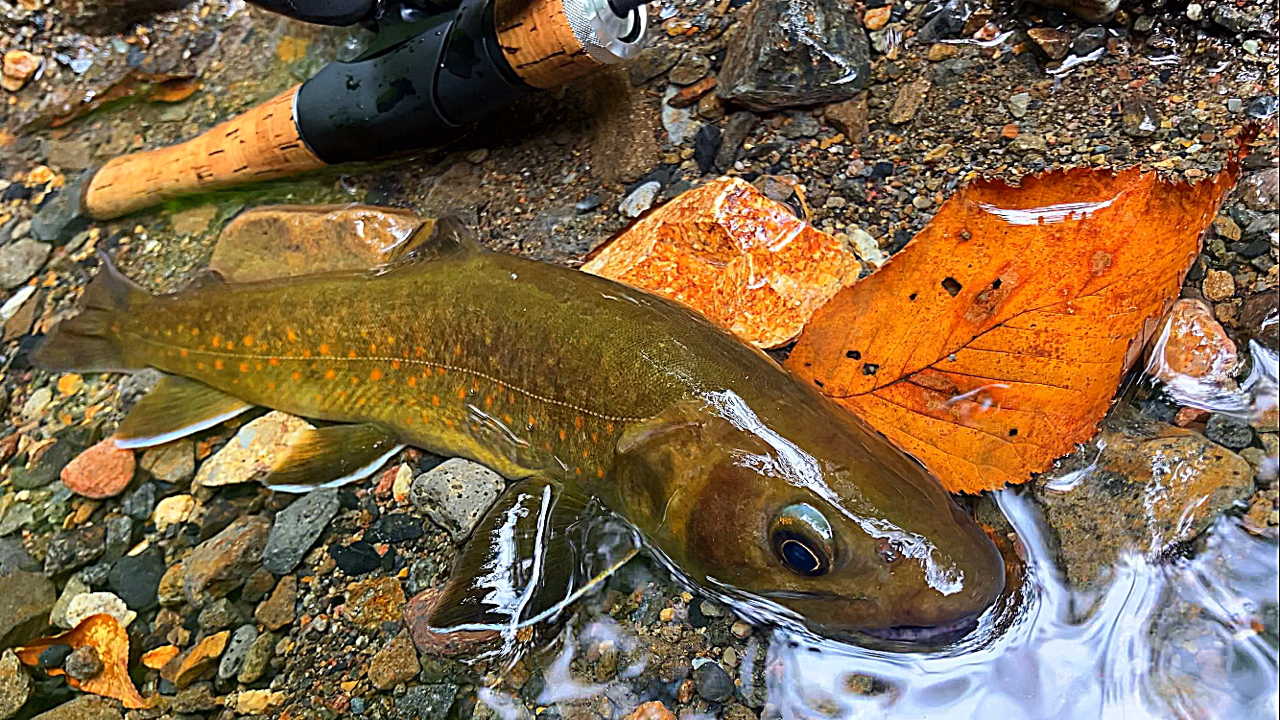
83, 85, 327, 220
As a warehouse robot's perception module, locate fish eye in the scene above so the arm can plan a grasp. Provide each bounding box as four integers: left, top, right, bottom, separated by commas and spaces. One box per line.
770, 503, 834, 577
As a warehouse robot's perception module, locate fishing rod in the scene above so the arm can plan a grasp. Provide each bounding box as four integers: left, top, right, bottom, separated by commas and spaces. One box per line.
35, 0, 649, 237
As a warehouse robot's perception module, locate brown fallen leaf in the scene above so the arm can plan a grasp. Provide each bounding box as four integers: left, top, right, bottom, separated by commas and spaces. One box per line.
786, 167, 1237, 493
583, 177, 860, 348
15, 614, 151, 709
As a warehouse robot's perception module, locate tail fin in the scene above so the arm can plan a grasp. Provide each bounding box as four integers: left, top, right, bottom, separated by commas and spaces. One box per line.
33, 252, 151, 373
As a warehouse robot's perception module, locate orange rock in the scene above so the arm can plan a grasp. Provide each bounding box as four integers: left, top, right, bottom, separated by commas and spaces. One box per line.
344, 576, 406, 630
161, 630, 229, 688
1150, 298, 1238, 385
863, 5, 891, 30
1001, 123, 1019, 139
2, 50, 40, 92
625, 701, 677, 720
61, 439, 136, 499
141, 645, 180, 669
583, 177, 861, 348
666, 76, 718, 109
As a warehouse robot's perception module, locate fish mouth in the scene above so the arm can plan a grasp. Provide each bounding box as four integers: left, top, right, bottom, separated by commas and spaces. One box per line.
859, 614, 980, 646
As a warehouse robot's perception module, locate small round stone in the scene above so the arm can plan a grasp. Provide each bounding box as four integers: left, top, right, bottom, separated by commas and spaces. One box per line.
63, 645, 104, 682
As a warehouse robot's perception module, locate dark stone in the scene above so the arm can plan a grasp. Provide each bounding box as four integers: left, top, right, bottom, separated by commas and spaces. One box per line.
694, 662, 734, 702
917, 0, 977, 43
103, 515, 134, 562
121, 483, 156, 521
107, 548, 165, 611
10, 430, 90, 490
627, 46, 681, 86
29, 171, 90, 243
1239, 293, 1280, 348
38, 644, 74, 670
197, 598, 243, 633
43, 525, 106, 576
715, 112, 757, 172
574, 195, 602, 214
262, 488, 340, 575
694, 124, 722, 175
718, 0, 870, 111
1204, 414, 1254, 450
395, 683, 458, 720
1071, 27, 1107, 56
1211, 5, 1252, 32
0, 571, 54, 648
373, 513, 424, 544
329, 540, 382, 576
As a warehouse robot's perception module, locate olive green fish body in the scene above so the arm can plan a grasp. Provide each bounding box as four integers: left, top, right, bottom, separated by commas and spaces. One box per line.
39, 228, 1005, 640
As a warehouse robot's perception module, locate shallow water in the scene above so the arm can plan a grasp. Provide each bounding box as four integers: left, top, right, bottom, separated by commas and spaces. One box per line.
760, 491, 1277, 719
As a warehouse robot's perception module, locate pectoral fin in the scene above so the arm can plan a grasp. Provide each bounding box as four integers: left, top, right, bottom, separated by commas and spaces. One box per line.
427, 477, 639, 637
261, 423, 404, 493
115, 375, 254, 449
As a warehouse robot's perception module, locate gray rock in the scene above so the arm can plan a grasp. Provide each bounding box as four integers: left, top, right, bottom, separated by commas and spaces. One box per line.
30, 696, 122, 720
718, 0, 870, 111
43, 524, 105, 575
63, 646, 102, 682
716, 112, 757, 172
778, 113, 821, 138
1240, 169, 1278, 212
695, 661, 734, 702
0, 504, 34, 538
627, 46, 680, 86
0, 538, 37, 577
411, 459, 506, 542
619, 181, 663, 219
1009, 134, 1048, 154
1211, 5, 1253, 32
0, 240, 50, 291
171, 682, 217, 713
1007, 92, 1031, 119
262, 488, 340, 575
120, 483, 156, 521
197, 597, 243, 632
0, 568, 55, 648
0, 649, 31, 720
217, 624, 257, 680
395, 683, 458, 720
1070, 27, 1107, 56
50, 575, 90, 628
102, 515, 133, 562
118, 369, 163, 412
661, 86, 699, 145
29, 171, 91, 244
139, 439, 195, 484
1205, 414, 1255, 450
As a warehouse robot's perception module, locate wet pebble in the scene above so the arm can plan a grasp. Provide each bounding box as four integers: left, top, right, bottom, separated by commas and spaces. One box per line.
694, 661, 734, 702
43, 525, 105, 575
1122, 96, 1160, 138
62, 646, 102, 682
1027, 28, 1071, 59
1240, 169, 1278, 212
575, 195, 602, 214
194, 411, 312, 487
411, 458, 506, 541
120, 482, 156, 521
107, 548, 165, 611
888, 78, 930, 124
28, 696, 123, 720
779, 114, 821, 139
19, 388, 52, 424
183, 515, 272, 605
255, 575, 297, 631
373, 513, 424, 543
1007, 92, 1031, 119
345, 576, 406, 629
369, 631, 420, 689
1152, 299, 1237, 385
1071, 27, 1107, 56
1205, 414, 1255, 450
694, 124, 722, 175
628, 46, 680, 86
152, 494, 195, 531
197, 597, 244, 633
0, 239, 51, 291
60, 439, 135, 499
237, 631, 275, 684
1202, 269, 1235, 301
1247, 96, 1278, 120
139, 439, 195, 484
0, 649, 31, 720
668, 52, 711, 86
36, 644, 73, 670
262, 487, 340, 575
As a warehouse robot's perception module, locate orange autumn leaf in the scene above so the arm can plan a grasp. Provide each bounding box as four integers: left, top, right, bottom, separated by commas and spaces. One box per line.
786, 166, 1237, 493
15, 614, 152, 709
583, 176, 861, 348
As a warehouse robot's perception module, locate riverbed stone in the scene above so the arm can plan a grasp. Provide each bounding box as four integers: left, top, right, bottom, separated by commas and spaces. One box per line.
193, 412, 312, 488
411, 459, 506, 542
29, 695, 122, 720
254, 574, 296, 631
718, 0, 870, 111
107, 548, 165, 611
262, 488, 340, 575
395, 682, 457, 720
0, 649, 31, 720
0, 571, 55, 649
65, 591, 135, 629
217, 624, 257, 680
1036, 408, 1254, 588
369, 631, 420, 689
139, 439, 194, 484
183, 514, 271, 606
0, 240, 51, 291
345, 576, 406, 630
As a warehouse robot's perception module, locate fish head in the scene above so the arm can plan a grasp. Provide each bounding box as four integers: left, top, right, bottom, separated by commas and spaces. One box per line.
619, 389, 1006, 645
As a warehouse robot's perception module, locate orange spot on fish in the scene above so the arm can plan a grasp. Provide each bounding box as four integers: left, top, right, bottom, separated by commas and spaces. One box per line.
454, 344, 462, 356
503, 414, 513, 424
325, 369, 336, 380
544, 441, 552, 450
581, 449, 589, 458
350, 376, 359, 385
484, 395, 493, 408
255, 363, 263, 371
597, 468, 605, 478
269, 358, 280, 367
606, 422, 614, 433
528, 416, 536, 427
348, 350, 357, 359
191, 327, 199, 336
287, 329, 298, 342
432, 395, 440, 406
574, 416, 583, 429
436, 368, 446, 376
197, 362, 206, 370
211, 336, 221, 348
319, 343, 330, 355
558, 429, 566, 441
357, 398, 367, 407
391, 360, 401, 370
369, 343, 378, 354
445, 418, 454, 428
457, 387, 467, 400
214, 360, 224, 370
416, 346, 426, 357
471, 379, 479, 391
314, 393, 323, 402
591, 432, 598, 443
370, 368, 383, 382
180, 349, 188, 358
575, 467, 581, 476
268, 381, 276, 391
407, 377, 417, 388
303, 349, 312, 358
239, 362, 249, 373
292, 371, 303, 382
243, 336, 253, 348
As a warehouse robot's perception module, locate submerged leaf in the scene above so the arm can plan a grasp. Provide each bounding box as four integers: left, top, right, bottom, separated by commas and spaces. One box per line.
583, 177, 861, 348
15, 614, 151, 709
787, 167, 1237, 493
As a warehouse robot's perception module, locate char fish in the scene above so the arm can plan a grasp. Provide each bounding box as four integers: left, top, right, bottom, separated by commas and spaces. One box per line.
36, 219, 1005, 644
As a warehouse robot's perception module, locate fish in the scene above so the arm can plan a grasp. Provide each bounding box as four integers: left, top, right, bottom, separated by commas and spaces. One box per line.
36, 218, 1005, 645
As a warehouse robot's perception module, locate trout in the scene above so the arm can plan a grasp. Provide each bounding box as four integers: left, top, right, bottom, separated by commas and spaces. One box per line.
36, 219, 1005, 644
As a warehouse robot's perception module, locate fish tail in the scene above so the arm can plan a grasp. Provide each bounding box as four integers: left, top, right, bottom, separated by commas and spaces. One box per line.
34, 252, 152, 373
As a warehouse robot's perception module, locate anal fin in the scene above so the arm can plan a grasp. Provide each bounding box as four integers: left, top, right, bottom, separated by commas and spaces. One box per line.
262, 423, 404, 493
427, 477, 640, 647
115, 375, 254, 449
